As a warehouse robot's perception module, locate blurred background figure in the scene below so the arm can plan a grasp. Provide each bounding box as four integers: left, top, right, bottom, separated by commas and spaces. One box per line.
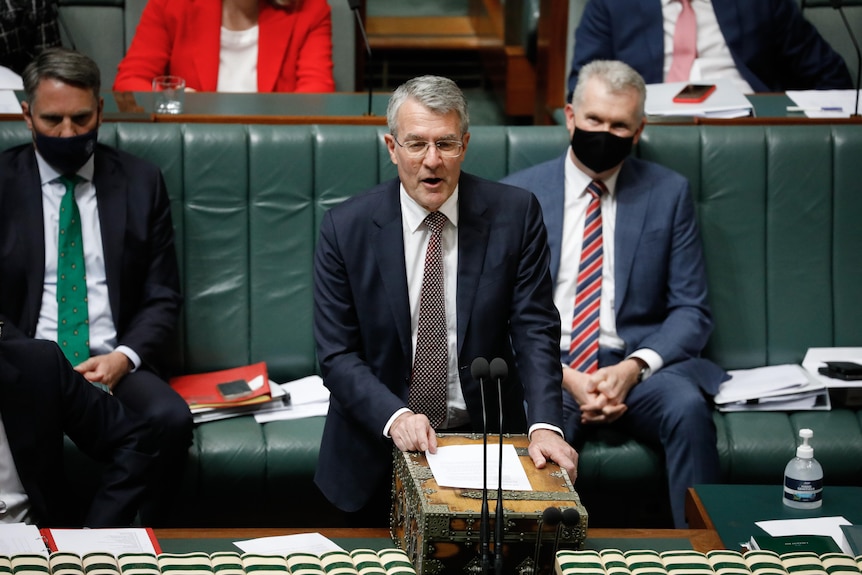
113, 0, 334, 92
0, 0, 62, 75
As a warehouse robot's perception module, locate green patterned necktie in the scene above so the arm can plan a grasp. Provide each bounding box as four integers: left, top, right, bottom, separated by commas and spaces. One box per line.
56, 175, 90, 365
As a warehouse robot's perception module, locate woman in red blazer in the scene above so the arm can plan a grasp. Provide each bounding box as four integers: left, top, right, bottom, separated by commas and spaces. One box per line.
114, 0, 334, 92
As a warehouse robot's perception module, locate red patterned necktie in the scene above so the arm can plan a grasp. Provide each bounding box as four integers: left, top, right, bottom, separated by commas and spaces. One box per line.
569, 180, 606, 373
408, 211, 449, 428
667, 0, 697, 83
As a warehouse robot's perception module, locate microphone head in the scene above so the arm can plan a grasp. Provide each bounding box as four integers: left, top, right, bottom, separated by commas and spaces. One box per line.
830, 0, 843, 9
542, 506, 563, 526
489, 357, 508, 381
347, 0, 362, 10
471, 357, 490, 380
561, 507, 581, 526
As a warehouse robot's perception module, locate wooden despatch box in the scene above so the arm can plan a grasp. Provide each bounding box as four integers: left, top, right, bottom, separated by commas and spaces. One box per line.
390, 434, 588, 575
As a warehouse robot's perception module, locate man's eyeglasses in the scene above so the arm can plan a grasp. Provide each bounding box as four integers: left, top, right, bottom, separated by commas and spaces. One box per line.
393, 137, 464, 158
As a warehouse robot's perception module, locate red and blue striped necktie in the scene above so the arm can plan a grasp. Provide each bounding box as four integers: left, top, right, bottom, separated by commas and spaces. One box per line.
569, 180, 606, 373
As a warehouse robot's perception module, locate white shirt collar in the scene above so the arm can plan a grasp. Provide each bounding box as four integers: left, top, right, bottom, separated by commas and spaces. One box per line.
34, 146, 96, 186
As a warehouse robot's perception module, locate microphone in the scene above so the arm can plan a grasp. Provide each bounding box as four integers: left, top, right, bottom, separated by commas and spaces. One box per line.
831, 0, 861, 117
471, 357, 491, 575
550, 507, 582, 565
489, 358, 508, 575
532, 507, 562, 575
347, 0, 374, 117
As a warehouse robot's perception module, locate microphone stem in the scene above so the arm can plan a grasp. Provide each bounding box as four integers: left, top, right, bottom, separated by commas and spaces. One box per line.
494, 375, 504, 575
350, 7, 374, 116
837, 6, 862, 117
480, 377, 490, 575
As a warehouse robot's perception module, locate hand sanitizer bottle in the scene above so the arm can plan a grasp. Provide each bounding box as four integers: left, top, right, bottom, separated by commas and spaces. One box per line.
783, 428, 823, 508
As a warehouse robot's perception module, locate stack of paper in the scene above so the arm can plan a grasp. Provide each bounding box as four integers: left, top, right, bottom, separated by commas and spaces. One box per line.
714, 364, 829, 412
802, 347, 862, 388
254, 375, 330, 423
645, 79, 753, 118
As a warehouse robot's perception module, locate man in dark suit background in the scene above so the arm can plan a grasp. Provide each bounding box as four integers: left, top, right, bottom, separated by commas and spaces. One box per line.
0, 48, 191, 526
0, 327, 156, 527
313, 75, 577, 525
503, 60, 727, 528
568, 0, 852, 98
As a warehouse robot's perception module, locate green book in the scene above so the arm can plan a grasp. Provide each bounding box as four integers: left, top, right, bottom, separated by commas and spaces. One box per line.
840, 525, 862, 556
749, 534, 842, 555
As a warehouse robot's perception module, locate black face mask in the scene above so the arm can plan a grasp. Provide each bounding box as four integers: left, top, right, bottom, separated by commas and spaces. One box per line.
33, 128, 98, 176
570, 127, 634, 174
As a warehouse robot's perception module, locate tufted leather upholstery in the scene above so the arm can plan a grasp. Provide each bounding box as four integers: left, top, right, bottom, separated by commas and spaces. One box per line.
1, 122, 858, 527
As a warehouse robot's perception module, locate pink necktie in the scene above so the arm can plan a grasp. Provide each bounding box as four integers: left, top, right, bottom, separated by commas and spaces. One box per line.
569, 180, 606, 374
408, 212, 449, 428
667, 0, 697, 83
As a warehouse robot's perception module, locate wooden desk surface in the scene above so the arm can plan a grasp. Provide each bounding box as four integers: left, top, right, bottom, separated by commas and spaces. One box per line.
154, 527, 725, 554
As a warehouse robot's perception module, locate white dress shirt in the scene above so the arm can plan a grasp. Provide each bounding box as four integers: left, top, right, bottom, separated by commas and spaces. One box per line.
34, 151, 141, 369
662, 0, 753, 93
558, 154, 663, 377
0, 413, 32, 524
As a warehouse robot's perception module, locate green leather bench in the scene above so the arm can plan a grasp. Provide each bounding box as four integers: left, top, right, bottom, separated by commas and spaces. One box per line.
0, 121, 859, 528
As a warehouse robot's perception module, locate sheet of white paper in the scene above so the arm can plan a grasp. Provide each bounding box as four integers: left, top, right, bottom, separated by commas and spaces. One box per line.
786, 90, 858, 118
0, 523, 48, 555
254, 376, 330, 422
233, 532, 344, 555
426, 444, 532, 491
755, 516, 852, 555
0, 67, 23, 90
47, 528, 158, 555
802, 347, 862, 388
280, 375, 330, 405
0, 89, 22, 113
645, 79, 753, 117
715, 364, 824, 404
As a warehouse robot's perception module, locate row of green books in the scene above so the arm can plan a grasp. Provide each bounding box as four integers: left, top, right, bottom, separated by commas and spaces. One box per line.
555, 548, 862, 575
1, 549, 415, 575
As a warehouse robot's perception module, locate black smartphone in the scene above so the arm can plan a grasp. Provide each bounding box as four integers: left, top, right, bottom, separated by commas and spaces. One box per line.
217, 379, 254, 400
818, 361, 862, 381
672, 83, 717, 104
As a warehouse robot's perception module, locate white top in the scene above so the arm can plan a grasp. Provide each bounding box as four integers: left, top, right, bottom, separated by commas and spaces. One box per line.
558, 153, 662, 376
34, 151, 141, 369
217, 25, 259, 93
662, 0, 753, 93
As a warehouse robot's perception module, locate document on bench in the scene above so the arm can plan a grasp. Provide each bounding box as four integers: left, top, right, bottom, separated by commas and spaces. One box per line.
645, 79, 753, 118
786, 90, 857, 118
714, 364, 829, 411
0, 523, 48, 555
233, 532, 344, 555
426, 444, 532, 490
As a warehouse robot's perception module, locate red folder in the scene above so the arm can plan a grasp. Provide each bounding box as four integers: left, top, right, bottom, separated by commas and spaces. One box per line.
169, 362, 270, 409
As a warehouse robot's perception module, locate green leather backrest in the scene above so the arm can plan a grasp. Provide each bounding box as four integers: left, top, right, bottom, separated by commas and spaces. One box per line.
1, 122, 858, 380
639, 125, 862, 369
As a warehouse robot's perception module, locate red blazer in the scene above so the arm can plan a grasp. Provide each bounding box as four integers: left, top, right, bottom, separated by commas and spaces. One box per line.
114, 0, 335, 92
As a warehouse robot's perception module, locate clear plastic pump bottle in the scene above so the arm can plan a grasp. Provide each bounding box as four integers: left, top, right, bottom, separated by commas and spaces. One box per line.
783, 428, 823, 509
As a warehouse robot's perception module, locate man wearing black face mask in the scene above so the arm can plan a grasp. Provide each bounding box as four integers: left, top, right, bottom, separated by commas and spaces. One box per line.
0, 48, 191, 526
502, 60, 726, 528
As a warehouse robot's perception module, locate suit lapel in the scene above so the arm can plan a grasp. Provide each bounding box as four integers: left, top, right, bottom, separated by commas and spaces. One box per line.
192, 0, 222, 91
614, 161, 650, 313
258, 4, 295, 91
455, 176, 490, 357
642, 1, 666, 83
92, 148, 126, 326
18, 150, 47, 332
371, 183, 412, 360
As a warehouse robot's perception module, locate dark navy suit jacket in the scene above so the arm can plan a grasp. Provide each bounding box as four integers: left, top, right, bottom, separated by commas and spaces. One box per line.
568, 0, 852, 96
0, 143, 182, 373
0, 337, 155, 527
313, 172, 564, 512
501, 154, 726, 394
